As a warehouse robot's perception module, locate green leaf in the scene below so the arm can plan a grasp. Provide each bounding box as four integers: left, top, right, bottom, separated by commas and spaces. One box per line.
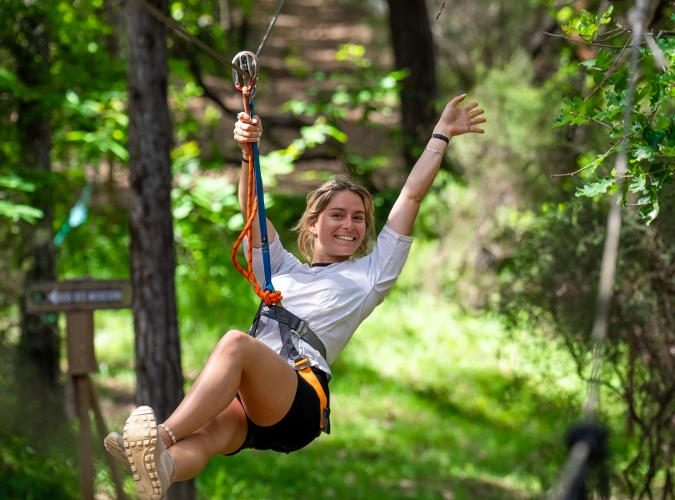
632, 145, 655, 162
595, 49, 614, 71
0, 200, 43, 222
576, 178, 614, 198
638, 196, 659, 224
628, 174, 646, 193
599, 5, 614, 25
562, 6, 613, 42
580, 58, 597, 70
0, 175, 37, 192
578, 147, 615, 178
556, 97, 590, 127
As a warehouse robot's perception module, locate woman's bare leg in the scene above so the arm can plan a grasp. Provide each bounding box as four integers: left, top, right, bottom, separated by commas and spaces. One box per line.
169, 398, 249, 481
162, 330, 297, 442
123, 330, 298, 497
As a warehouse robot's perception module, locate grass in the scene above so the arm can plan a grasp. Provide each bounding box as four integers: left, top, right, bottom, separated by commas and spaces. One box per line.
87, 240, 587, 499
189, 292, 583, 499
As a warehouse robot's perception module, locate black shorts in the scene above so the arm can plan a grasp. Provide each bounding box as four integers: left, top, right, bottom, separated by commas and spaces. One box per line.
229, 367, 330, 454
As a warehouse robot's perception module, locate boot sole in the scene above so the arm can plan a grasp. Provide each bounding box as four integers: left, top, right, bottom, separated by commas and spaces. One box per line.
123, 406, 164, 499
103, 432, 131, 473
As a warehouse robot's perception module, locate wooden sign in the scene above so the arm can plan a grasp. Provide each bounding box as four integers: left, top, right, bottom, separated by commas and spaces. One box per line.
23, 278, 131, 498
25, 279, 131, 313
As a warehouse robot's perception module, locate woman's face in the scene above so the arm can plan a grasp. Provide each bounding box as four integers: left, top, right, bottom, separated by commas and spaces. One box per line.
309, 190, 367, 263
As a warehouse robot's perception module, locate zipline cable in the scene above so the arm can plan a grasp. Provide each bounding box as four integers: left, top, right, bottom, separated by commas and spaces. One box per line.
133, 0, 231, 67
133, 0, 286, 70
546, 1, 652, 498
255, 0, 286, 58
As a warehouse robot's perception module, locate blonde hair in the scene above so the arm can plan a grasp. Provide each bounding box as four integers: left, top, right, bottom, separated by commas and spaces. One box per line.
294, 176, 375, 262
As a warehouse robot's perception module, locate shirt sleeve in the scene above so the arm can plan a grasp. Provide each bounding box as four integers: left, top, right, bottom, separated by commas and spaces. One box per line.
367, 224, 414, 296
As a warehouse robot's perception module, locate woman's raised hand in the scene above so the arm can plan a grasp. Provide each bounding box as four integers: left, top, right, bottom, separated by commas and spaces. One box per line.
435, 94, 486, 138
233, 113, 263, 156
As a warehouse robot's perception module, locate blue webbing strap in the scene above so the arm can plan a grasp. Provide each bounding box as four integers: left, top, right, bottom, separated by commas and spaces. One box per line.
249, 99, 274, 292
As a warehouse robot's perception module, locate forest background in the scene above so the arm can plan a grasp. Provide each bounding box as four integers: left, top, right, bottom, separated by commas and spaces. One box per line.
0, 0, 673, 499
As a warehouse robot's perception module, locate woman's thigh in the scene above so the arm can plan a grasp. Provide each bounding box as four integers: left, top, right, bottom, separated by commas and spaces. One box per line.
235, 332, 298, 426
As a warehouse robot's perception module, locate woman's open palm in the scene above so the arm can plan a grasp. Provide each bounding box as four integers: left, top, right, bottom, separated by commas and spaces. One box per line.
438, 94, 486, 137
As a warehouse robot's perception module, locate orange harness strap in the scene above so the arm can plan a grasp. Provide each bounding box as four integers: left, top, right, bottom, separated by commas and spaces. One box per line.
294, 358, 330, 432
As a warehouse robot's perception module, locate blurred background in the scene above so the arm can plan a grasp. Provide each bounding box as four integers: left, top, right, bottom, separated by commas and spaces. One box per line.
0, 0, 672, 498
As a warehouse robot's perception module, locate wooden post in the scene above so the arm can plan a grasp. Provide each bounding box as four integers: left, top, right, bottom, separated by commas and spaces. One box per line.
90, 382, 127, 498
66, 311, 97, 375
74, 375, 95, 500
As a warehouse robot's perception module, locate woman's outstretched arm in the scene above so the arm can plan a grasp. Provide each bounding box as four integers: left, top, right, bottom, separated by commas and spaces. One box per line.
387, 94, 486, 236
234, 112, 278, 247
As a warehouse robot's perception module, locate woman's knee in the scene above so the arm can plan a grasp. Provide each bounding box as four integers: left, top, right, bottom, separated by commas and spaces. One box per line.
213, 330, 252, 361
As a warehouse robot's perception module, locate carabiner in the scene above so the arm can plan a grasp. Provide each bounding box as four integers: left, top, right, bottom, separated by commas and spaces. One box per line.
231, 51, 258, 96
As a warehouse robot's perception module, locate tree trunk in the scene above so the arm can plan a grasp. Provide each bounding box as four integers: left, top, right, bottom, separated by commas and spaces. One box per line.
386, 0, 439, 169
125, 2, 193, 497
15, 1, 62, 429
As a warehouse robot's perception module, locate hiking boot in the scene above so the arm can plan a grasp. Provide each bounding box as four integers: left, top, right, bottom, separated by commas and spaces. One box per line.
104, 431, 131, 473
123, 406, 174, 499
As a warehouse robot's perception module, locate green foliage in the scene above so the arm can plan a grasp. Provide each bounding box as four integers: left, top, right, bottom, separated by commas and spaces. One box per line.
283, 43, 405, 124
190, 251, 584, 498
281, 42, 407, 218
261, 118, 349, 180
58, 90, 128, 163
556, 7, 674, 223
0, 340, 79, 499
0, 174, 43, 223
493, 199, 675, 495
561, 5, 613, 42
171, 141, 261, 348
0, 434, 78, 500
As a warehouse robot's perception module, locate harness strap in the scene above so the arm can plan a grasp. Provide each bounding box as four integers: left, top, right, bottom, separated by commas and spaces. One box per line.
294, 358, 330, 433
253, 303, 327, 360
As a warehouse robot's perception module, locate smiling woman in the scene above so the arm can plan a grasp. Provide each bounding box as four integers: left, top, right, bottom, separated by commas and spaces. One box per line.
105, 94, 486, 499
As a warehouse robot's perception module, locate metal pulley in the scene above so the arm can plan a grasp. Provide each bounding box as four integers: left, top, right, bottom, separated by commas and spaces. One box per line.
231, 50, 259, 96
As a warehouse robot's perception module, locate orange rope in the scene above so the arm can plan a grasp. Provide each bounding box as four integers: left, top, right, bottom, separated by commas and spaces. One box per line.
231, 131, 283, 306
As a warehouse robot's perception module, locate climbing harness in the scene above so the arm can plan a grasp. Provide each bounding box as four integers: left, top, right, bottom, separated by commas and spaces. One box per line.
249, 302, 327, 361
249, 302, 330, 432
230, 13, 329, 433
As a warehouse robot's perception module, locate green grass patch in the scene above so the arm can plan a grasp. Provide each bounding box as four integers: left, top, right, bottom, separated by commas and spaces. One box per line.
192, 291, 583, 499
86, 242, 589, 498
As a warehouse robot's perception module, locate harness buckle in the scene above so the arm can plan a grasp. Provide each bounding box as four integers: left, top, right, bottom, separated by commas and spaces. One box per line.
295, 319, 309, 338
293, 357, 311, 371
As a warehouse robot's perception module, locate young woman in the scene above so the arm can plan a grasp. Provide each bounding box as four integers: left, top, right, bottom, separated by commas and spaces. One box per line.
105, 94, 485, 499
